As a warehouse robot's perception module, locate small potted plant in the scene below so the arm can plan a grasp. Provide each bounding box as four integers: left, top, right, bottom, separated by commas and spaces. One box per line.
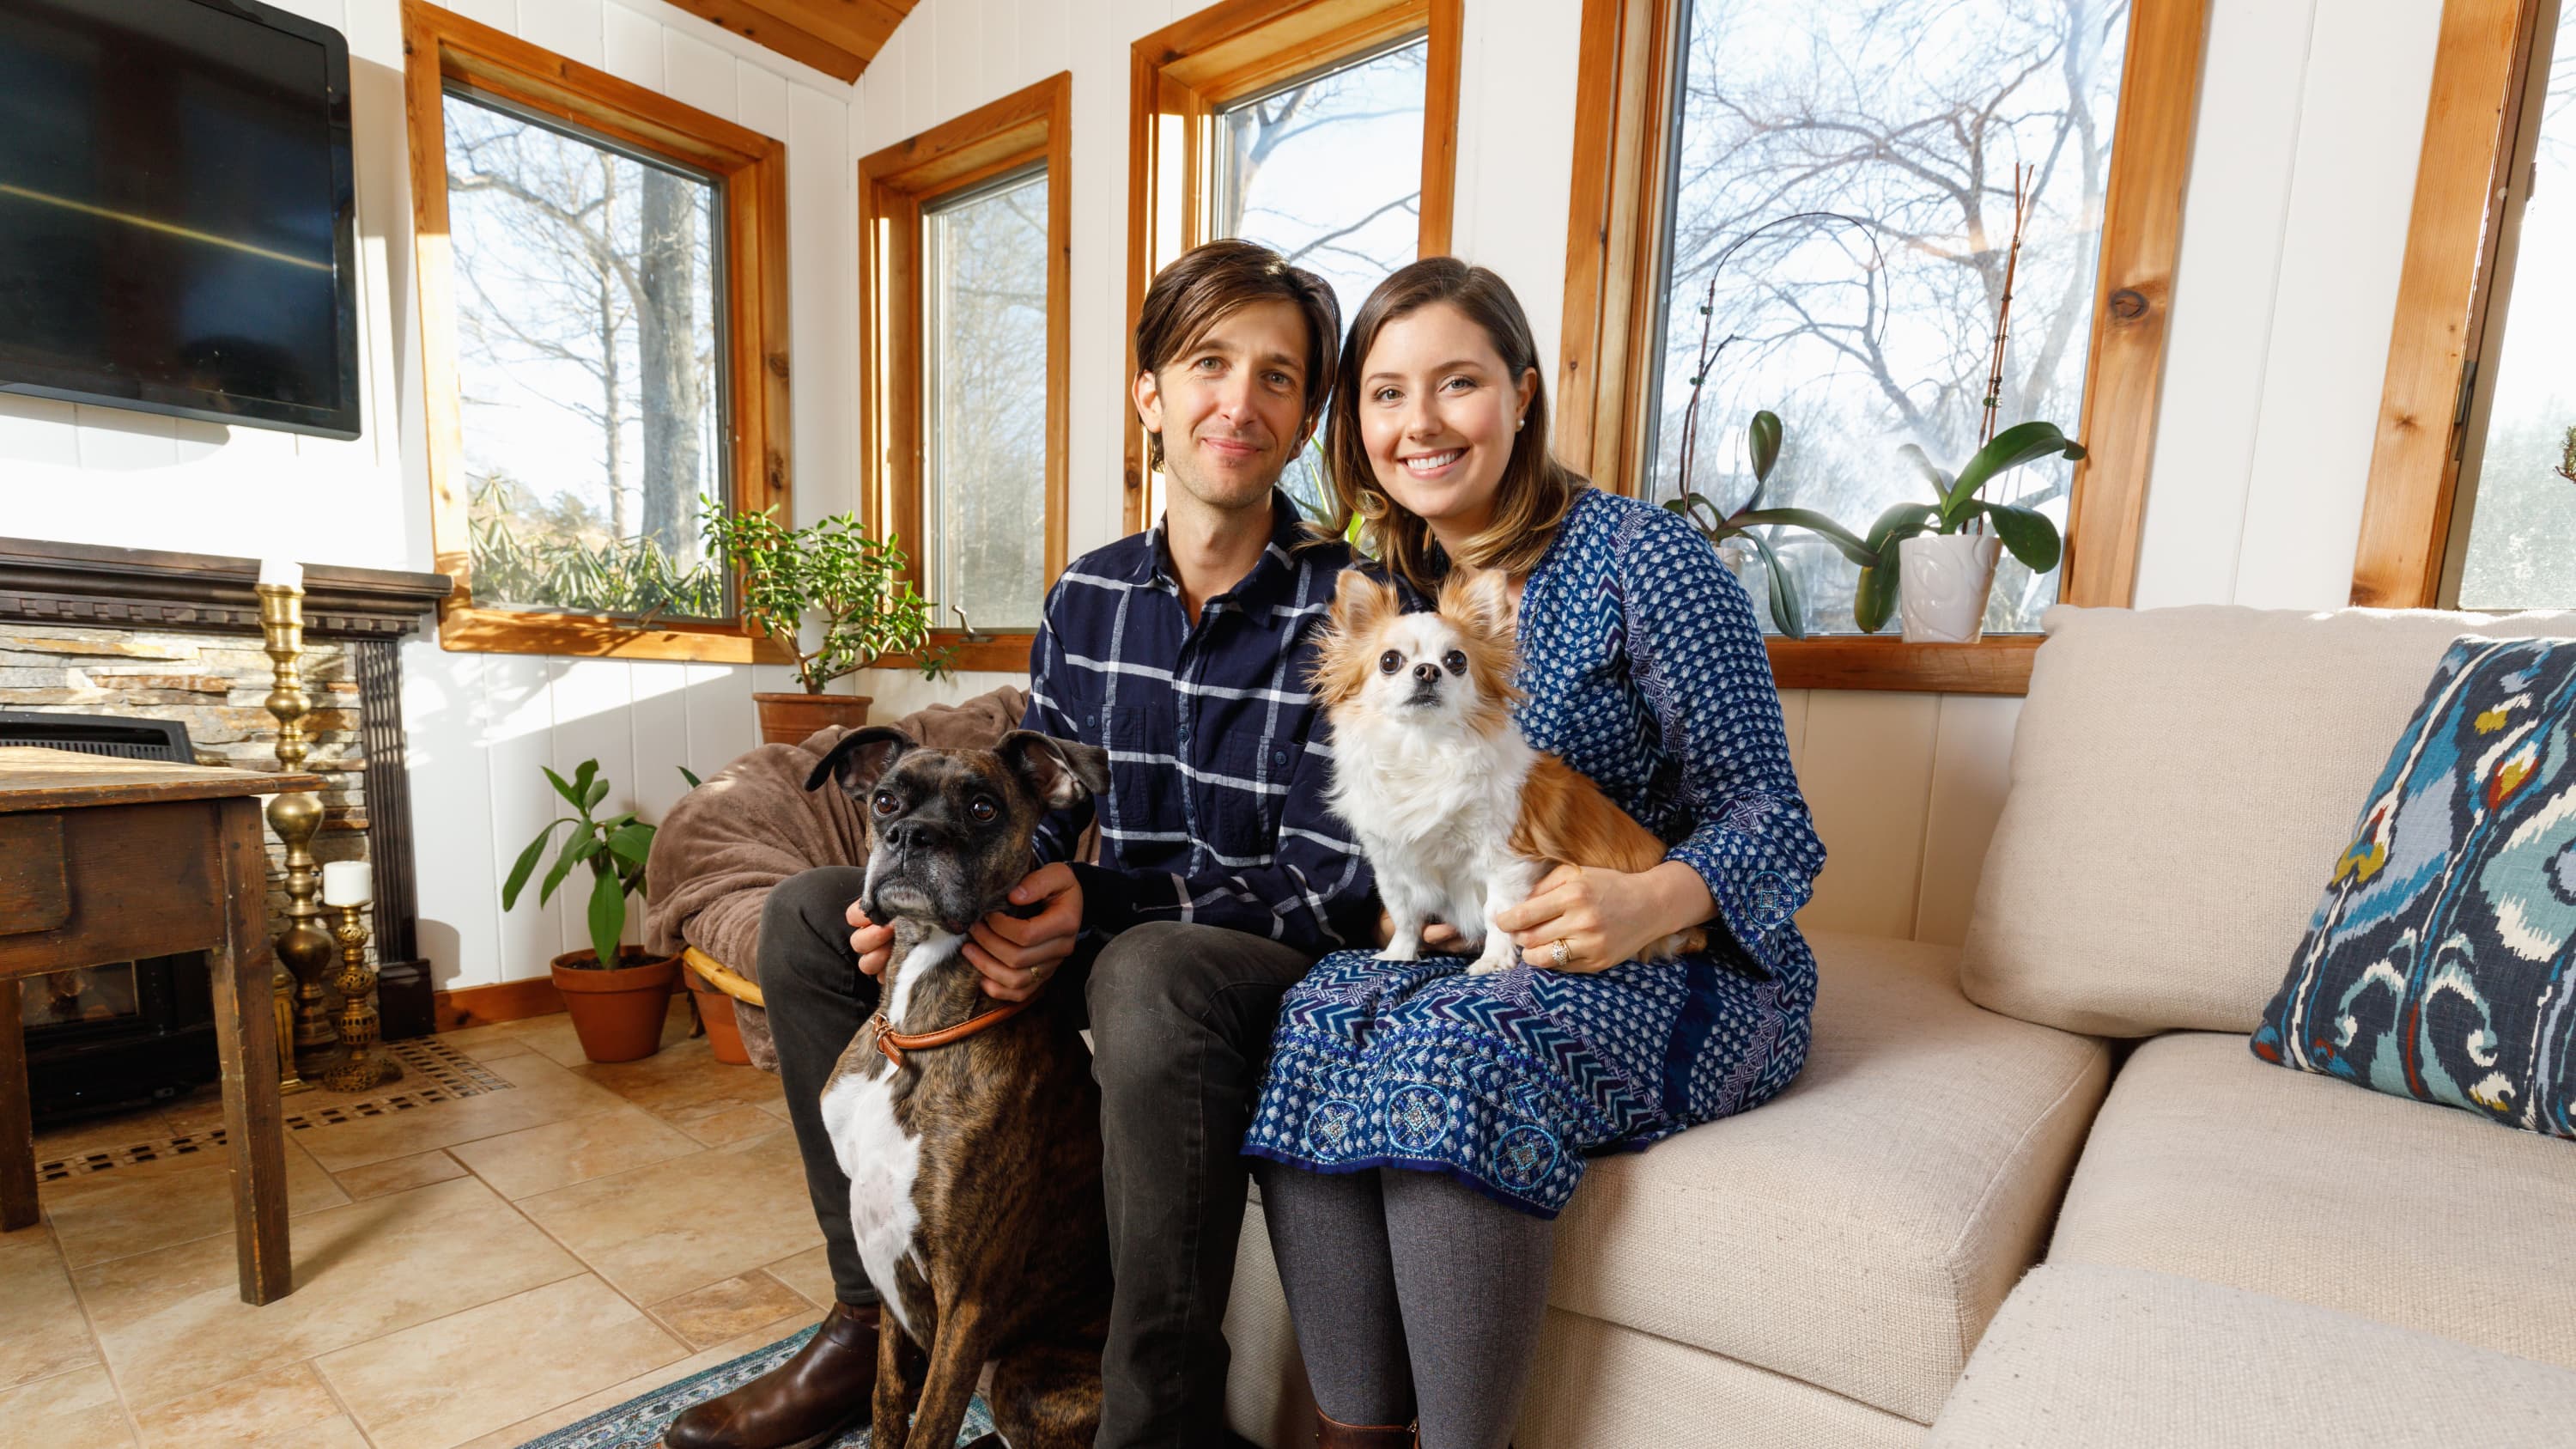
503, 759, 675, 1062
2557, 425, 2576, 486
1666, 408, 1875, 639
1853, 166, 2083, 642
700, 496, 948, 745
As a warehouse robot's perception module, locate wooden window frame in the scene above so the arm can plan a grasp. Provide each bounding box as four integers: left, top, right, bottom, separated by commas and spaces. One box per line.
857, 73, 1072, 675
1556, 0, 2212, 695
2348, 0, 2553, 609
1123, 0, 1466, 533
403, 0, 793, 662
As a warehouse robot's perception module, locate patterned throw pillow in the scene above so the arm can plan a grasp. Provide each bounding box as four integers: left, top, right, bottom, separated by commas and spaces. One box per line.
2251, 636, 2576, 1139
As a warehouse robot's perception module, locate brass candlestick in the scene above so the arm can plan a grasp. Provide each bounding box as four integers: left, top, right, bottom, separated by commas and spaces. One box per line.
259, 582, 340, 1087
322, 902, 399, 1093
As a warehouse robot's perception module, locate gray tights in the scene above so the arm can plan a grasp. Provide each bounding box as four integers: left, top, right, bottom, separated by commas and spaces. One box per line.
1255, 1164, 1552, 1449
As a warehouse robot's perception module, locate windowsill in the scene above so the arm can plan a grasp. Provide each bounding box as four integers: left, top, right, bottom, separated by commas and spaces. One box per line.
871, 630, 1037, 676
1765, 634, 2038, 695
435, 605, 792, 665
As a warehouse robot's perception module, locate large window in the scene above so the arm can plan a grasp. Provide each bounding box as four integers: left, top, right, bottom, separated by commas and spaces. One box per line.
1559, 0, 2206, 689
404, 1, 791, 661
860, 74, 1071, 670
2446, 0, 2574, 609
1127, 0, 1463, 531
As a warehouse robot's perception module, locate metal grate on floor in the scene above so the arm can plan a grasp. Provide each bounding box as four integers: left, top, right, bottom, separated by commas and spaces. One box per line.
34, 1037, 513, 1183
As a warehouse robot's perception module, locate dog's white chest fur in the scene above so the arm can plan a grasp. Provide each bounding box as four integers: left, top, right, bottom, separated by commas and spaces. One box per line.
817, 930, 957, 1341
1332, 717, 1540, 972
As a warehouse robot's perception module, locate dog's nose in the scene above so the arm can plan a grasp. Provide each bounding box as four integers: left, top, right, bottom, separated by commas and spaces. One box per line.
1412, 661, 1440, 683
884, 819, 928, 852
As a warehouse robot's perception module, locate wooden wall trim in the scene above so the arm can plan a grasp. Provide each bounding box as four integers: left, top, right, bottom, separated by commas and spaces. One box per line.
1122, 0, 1465, 533
402, 0, 793, 662
1766, 636, 2037, 697
2348, 0, 2547, 608
857, 73, 1074, 631
431, 975, 564, 1032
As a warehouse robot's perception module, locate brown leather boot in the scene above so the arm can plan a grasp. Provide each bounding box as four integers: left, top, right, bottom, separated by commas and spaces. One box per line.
662, 1302, 878, 1449
1315, 1408, 1415, 1447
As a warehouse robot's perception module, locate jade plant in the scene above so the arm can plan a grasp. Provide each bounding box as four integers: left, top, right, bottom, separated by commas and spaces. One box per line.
700, 496, 948, 692
2557, 424, 2575, 486
502, 759, 653, 970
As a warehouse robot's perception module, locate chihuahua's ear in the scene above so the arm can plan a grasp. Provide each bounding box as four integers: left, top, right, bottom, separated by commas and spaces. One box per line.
805, 726, 917, 795
1437, 565, 1516, 642
997, 730, 1109, 810
1327, 569, 1400, 639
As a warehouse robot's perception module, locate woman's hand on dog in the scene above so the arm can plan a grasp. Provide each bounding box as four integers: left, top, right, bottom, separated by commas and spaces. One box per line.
847, 864, 1085, 1001
964, 862, 1084, 1001
1494, 861, 1716, 972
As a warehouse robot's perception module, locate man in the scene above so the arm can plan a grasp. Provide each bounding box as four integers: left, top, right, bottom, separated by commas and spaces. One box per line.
666, 239, 1376, 1449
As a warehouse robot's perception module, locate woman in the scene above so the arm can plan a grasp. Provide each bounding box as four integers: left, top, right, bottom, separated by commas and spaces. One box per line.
1242, 259, 1824, 1449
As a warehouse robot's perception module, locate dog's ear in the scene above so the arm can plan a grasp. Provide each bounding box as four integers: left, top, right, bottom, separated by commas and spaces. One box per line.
1327, 569, 1400, 640
996, 730, 1109, 811
1437, 565, 1515, 642
805, 726, 917, 795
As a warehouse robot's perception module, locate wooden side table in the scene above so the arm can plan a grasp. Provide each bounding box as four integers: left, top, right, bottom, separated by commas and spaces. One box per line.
0, 746, 320, 1305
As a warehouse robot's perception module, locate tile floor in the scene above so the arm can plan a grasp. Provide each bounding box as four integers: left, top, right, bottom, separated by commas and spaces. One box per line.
3, 1002, 842, 1449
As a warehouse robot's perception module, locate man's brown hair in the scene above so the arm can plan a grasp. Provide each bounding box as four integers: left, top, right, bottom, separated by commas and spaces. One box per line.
1133, 239, 1341, 471
1323, 257, 1583, 589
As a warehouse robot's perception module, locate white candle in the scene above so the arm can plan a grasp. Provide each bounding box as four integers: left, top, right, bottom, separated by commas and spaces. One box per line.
322, 860, 374, 906
258, 557, 304, 590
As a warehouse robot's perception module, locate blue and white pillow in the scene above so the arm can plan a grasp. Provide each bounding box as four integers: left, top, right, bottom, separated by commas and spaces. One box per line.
2251, 636, 2576, 1140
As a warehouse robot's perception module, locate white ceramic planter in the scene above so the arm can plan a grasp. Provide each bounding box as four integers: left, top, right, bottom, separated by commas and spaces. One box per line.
1897, 533, 2003, 643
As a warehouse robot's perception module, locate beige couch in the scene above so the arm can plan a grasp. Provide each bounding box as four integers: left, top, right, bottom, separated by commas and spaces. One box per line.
1224, 605, 2576, 1446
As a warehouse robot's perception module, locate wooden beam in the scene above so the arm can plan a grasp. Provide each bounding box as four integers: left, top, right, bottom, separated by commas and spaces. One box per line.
2347, 0, 2544, 607
659, 0, 864, 82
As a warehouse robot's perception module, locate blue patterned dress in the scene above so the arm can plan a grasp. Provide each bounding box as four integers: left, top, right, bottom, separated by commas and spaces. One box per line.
1241, 487, 1825, 1217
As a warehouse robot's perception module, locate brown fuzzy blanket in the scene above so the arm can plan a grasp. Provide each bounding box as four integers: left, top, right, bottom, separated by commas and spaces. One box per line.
642, 686, 1029, 1069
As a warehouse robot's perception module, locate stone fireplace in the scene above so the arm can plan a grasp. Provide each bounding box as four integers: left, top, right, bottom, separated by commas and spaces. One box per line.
0, 538, 453, 1062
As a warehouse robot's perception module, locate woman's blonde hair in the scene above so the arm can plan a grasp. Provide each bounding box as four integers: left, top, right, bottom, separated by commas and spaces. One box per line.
1321, 258, 1583, 591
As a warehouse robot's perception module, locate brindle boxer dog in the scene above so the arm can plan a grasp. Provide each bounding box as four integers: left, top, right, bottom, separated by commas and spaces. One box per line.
803, 726, 1112, 1449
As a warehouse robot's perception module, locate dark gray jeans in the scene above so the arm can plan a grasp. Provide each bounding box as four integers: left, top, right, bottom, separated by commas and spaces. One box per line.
759, 868, 1314, 1449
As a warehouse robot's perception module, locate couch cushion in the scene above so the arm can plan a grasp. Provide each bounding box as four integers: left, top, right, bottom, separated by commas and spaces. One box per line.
2050, 1031, 2576, 1370
1546, 931, 2109, 1423
2251, 636, 2576, 1140
1960, 605, 2576, 1038
1929, 1263, 2576, 1448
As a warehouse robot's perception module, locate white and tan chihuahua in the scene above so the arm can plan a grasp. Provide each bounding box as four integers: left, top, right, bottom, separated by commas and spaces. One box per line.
1312, 567, 1704, 974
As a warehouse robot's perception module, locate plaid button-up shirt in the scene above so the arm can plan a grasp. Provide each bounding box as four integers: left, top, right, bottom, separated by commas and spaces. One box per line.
1023, 493, 1376, 953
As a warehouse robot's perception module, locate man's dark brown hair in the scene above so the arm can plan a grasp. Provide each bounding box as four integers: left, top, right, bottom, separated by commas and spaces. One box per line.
1133, 239, 1341, 470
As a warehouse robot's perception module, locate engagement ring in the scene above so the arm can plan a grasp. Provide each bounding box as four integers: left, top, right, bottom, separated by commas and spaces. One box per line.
1550, 938, 1572, 969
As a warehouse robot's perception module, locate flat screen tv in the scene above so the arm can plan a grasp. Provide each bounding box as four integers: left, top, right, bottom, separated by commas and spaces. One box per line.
0, 0, 361, 440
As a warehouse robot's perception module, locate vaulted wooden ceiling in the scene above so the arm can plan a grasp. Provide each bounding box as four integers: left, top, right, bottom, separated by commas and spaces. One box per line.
663, 0, 919, 83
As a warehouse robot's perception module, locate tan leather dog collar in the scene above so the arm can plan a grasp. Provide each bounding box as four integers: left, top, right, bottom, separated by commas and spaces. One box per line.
870, 995, 1032, 1068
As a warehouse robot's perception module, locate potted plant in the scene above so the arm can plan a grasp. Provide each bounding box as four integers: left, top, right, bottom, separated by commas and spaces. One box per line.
1666, 408, 1875, 639
1853, 167, 2083, 642
2558, 425, 2576, 486
700, 496, 948, 745
502, 759, 675, 1062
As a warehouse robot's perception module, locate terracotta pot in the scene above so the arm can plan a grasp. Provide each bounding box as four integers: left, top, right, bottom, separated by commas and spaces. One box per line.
753, 691, 872, 746
550, 947, 679, 1063
684, 965, 752, 1065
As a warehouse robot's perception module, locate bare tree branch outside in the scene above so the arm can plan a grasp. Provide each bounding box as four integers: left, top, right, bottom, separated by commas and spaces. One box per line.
2457, 15, 2576, 609
923, 168, 1050, 632
1651, 0, 2129, 634
445, 92, 726, 618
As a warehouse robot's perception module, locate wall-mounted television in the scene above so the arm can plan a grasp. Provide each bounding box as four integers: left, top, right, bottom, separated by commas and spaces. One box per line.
0, 0, 361, 441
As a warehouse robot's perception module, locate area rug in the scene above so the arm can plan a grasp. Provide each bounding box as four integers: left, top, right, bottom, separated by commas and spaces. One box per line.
518, 1324, 995, 1448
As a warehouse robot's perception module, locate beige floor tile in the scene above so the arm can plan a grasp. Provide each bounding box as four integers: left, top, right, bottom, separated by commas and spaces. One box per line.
649, 1269, 815, 1349
762, 1244, 838, 1311
574, 1035, 785, 1121
515, 1128, 824, 1305
670, 1103, 786, 1148
0, 1365, 134, 1449
316, 1274, 685, 1449
430, 1017, 556, 1062
290, 1050, 627, 1172
448, 1309, 817, 1449
520, 998, 691, 1068
0, 1227, 100, 1391
755, 1097, 796, 1123
74, 1173, 585, 1409
331, 1149, 469, 1200
46, 1137, 349, 1269
129, 1361, 367, 1449
33, 1106, 173, 1161
448, 1105, 704, 1199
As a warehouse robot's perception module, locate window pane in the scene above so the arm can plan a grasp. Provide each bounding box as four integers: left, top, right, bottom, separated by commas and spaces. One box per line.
1651, 0, 2129, 635
2457, 13, 2576, 610
1212, 39, 1428, 521
924, 168, 1049, 633
445, 89, 726, 620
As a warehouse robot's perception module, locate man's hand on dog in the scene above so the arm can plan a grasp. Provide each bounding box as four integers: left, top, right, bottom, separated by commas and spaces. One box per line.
848, 862, 1084, 1002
